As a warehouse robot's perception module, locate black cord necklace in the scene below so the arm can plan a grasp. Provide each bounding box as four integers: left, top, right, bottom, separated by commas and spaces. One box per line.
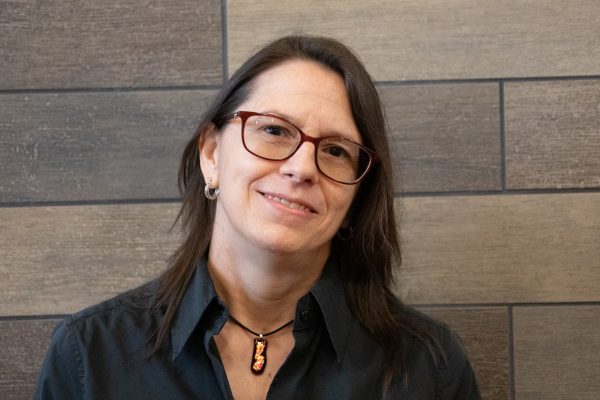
228, 315, 294, 375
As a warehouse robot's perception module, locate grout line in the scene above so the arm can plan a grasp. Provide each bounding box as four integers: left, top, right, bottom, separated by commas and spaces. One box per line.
3, 75, 598, 95
499, 80, 507, 192
0, 85, 223, 95
508, 305, 516, 400
502, 75, 600, 83
0, 198, 181, 209
376, 74, 600, 86
396, 186, 600, 198
4, 303, 598, 319
410, 301, 600, 308
221, 0, 229, 82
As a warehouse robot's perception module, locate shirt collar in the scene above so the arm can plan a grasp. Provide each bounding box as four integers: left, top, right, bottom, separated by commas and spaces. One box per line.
309, 255, 355, 364
170, 254, 356, 364
170, 257, 220, 360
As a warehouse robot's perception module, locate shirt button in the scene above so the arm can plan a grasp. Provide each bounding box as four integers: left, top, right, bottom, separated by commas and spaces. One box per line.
300, 310, 310, 321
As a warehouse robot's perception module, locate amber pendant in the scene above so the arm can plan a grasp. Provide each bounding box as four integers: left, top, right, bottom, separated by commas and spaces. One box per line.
251, 337, 268, 375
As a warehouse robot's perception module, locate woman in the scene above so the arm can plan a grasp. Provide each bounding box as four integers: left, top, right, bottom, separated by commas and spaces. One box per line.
35, 36, 480, 399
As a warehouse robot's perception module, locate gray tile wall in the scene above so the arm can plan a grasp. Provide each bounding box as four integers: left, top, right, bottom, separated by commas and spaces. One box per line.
1, 1, 599, 398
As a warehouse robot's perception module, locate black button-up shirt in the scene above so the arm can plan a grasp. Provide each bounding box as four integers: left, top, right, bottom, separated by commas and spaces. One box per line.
35, 257, 480, 399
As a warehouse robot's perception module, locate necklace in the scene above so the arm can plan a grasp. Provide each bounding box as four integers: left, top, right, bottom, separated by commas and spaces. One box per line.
228, 315, 294, 375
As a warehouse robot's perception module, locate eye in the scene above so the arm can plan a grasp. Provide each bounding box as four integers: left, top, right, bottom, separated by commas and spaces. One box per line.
325, 145, 346, 158
321, 141, 355, 160
263, 124, 286, 136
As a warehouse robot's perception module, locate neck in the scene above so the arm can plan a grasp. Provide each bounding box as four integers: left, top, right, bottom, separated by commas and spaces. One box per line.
207, 238, 329, 332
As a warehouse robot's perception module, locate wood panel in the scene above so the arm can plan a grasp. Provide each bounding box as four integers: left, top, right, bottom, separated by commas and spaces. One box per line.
0, 90, 216, 202
227, 0, 600, 81
513, 306, 600, 399
422, 307, 509, 400
0, 203, 180, 316
0, 0, 222, 89
395, 192, 600, 304
0, 319, 59, 400
505, 80, 600, 189
380, 83, 500, 193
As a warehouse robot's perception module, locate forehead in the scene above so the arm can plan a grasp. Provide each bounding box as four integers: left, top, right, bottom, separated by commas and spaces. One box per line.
240, 59, 361, 141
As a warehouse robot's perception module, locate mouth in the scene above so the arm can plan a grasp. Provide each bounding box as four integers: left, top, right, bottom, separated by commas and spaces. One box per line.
260, 192, 317, 214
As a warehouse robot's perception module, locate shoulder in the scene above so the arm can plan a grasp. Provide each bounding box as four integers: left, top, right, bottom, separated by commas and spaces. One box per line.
394, 304, 481, 398
58, 279, 162, 361
392, 300, 463, 354
391, 300, 450, 341
59, 279, 157, 340
67, 279, 158, 326
34, 280, 162, 399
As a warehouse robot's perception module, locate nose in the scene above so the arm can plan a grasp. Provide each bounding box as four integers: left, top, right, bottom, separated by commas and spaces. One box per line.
279, 142, 320, 184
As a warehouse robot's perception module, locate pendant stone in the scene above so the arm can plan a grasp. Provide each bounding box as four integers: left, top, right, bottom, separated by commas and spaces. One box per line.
251, 337, 268, 375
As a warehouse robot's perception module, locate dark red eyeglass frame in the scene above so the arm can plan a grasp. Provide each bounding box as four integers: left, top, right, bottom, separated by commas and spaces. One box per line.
226, 111, 379, 185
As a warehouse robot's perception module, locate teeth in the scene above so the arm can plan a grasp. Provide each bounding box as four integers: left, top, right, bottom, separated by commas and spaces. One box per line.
264, 194, 311, 212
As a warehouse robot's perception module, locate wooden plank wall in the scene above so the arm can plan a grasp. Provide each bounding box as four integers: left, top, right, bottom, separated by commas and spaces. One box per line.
1, 1, 599, 398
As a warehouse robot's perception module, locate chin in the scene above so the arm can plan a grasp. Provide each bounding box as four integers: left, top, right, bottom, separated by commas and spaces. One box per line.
252, 233, 330, 257
261, 239, 308, 255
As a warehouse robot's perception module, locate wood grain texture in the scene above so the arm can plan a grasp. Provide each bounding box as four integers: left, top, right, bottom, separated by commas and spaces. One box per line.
396, 192, 600, 304
380, 83, 500, 193
0, 319, 59, 400
227, 0, 600, 81
0, 0, 222, 89
0, 90, 216, 202
513, 306, 600, 399
0, 203, 180, 316
505, 80, 600, 189
422, 307, 509, 400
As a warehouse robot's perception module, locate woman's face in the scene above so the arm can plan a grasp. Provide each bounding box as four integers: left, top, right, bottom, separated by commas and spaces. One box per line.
201, 59, 361, 258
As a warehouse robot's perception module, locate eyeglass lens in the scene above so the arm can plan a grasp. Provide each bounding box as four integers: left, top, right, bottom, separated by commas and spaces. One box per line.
241, 113, 372, 184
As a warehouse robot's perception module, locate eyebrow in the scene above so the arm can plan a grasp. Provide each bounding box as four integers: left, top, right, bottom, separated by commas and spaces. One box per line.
260, 109, 296, 124
259, 109, 361, 142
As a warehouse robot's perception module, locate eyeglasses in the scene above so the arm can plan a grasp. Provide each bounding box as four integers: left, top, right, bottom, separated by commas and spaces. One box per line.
226, 111, 378, 184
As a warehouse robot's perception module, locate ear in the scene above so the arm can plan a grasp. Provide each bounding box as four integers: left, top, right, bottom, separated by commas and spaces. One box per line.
340, 218, 352, 229
198, 123, 220, 185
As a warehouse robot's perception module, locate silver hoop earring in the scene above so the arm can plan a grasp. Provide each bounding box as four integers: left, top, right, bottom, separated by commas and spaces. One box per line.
204, 179, 220, 200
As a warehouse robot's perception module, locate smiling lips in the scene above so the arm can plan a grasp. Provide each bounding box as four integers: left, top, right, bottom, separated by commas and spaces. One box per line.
262, 193, 316, 213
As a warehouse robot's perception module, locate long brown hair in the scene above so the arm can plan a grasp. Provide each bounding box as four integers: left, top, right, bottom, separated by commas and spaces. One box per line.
152, 35, 442, 395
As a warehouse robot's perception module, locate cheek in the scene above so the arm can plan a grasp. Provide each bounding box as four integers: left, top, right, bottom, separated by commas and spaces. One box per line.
217, 135, 253, 179
217, 142, 275, 199
326, 186, 357, 218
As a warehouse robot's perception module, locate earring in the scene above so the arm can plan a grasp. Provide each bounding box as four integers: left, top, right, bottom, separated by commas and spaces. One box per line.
204, 178, 220, 200
336, 226, 354, 241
